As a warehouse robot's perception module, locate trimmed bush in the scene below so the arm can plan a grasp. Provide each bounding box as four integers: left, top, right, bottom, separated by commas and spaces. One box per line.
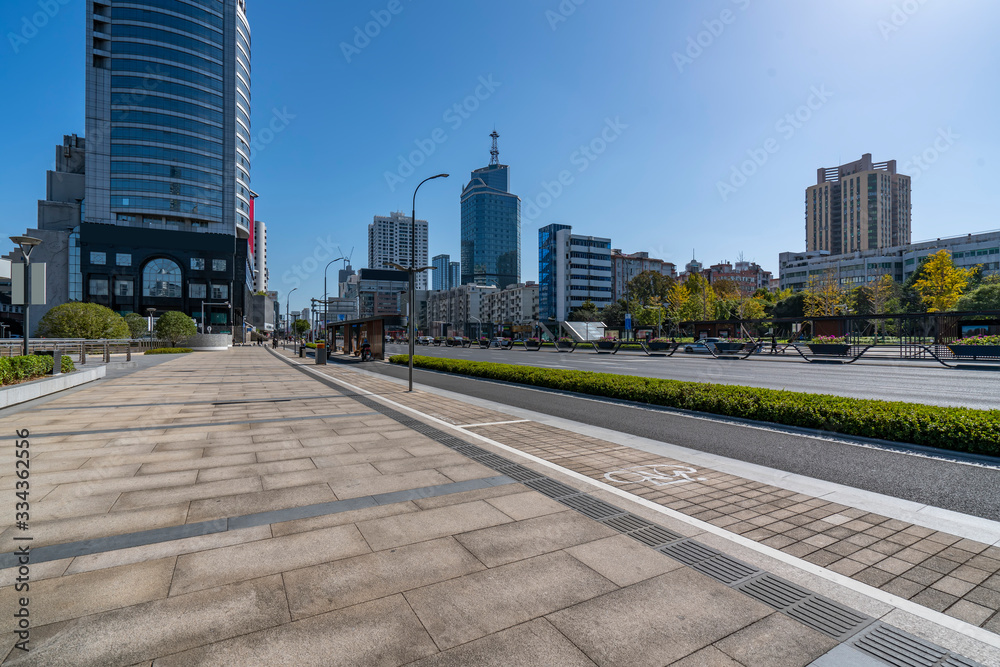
144, 347, 193, 355
154, 311, 197, 347
388, 355, 1000, 456
36, 302, 129, 339
0, 355, 76, 386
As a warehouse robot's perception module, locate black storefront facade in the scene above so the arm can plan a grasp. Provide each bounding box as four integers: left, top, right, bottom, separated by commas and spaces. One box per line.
79, 222, 251, 331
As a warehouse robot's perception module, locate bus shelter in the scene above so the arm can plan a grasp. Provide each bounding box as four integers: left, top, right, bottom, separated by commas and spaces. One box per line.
326, 315, 403, 361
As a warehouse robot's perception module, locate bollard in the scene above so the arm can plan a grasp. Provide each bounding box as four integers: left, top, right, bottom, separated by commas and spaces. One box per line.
316, 341, 327, 365
51, 349, 62, 375
127, 341, 132, 361
299, 345, 305, 358
104, 340, 110, 363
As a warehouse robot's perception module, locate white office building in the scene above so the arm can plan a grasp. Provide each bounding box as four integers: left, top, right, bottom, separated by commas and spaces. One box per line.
368, 211, 428, 290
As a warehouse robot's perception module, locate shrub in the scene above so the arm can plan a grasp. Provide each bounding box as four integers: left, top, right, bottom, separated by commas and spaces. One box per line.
124, 312, 149, 339
36, 302, 129, 339
144, 347, 193, 355
956, 335, 1000, 346
812, 335, 847, 344
154, 311, 197, 346
388, 355, 1000, 456
557, 337, 574, 343
0, 355, 75, 385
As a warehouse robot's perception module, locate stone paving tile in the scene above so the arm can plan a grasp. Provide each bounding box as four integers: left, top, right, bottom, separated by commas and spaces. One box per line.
547, 568, 773, 667
405, 551, 618, 651
3, 576, 290, 667
713, 613, 838, 667
356, 499, 513, 551
0, 503, 189, 551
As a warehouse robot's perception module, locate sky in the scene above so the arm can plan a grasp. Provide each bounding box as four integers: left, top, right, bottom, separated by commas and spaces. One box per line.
1, 0, 998, 314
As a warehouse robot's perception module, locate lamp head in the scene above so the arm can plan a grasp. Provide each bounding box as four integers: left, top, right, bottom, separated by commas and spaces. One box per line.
10, 236, 42, 258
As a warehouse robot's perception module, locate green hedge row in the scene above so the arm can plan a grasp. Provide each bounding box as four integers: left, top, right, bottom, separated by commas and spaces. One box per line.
0, 355, 76, 386
388, 355, 1000, 456
144, 348, 193, 355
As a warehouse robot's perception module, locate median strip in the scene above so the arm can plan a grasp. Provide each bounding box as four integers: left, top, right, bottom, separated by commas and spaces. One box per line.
388, 355, 1000, 456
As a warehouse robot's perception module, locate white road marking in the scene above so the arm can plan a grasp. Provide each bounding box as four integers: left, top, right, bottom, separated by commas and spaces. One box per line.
456, 419, 530, 428
605, 464, 706, 486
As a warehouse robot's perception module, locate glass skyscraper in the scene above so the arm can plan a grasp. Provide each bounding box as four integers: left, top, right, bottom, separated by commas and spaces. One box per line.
460, 134, 521, 288
81, 0, 252, 327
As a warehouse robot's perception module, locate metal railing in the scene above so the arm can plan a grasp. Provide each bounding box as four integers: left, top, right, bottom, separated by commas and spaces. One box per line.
0, 339, 170, 363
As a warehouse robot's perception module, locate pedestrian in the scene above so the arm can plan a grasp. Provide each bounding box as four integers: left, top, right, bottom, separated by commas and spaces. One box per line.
770, 334, 777, 355
361, 337, 371, 361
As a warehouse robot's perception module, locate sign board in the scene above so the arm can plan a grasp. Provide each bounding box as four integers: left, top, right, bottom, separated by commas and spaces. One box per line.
11, 263, 46, 305
625, 314, 632, 330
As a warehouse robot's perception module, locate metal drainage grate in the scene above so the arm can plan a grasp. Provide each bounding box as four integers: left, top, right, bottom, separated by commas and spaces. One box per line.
455, 444, 490, 458
736, 574, 811, 610
851, 623, 984, 667
786, 596, 873, 642
601, 513, 655, 534
629, 525, 684, 548
658, 539, 721, 566
523, 478, 580, 499
494, 463, 544, 482
557, 494, 625, 520
690, 555, 759, 585
472, 453, 513, 469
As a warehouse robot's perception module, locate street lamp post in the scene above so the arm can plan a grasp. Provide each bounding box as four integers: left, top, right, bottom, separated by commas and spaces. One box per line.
10, 236, 42, 357
146, 308, 156, 339
286, 287, 297, 346
323, 256, 345, 346
393, 173, 448, 392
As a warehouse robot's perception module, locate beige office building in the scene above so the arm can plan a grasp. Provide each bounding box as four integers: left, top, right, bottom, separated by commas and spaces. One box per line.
805, 154, 911, 256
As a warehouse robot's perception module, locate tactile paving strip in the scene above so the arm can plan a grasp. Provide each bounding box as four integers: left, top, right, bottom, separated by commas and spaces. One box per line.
282, 355, 986, 667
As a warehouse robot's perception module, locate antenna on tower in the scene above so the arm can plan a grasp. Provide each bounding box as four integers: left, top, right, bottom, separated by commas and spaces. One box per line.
489, 130, 499, 166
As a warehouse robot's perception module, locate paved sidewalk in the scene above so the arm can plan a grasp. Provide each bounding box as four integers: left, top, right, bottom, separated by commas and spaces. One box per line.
0, 348, 996, 665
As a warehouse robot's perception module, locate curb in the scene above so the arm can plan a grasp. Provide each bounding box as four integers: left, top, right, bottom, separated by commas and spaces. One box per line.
0, 366, 107, 409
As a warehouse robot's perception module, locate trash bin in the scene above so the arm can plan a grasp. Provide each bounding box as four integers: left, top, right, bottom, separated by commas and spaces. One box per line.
298, 345, 305, 358
34, 350, 62, 375
315, 341, 327, 365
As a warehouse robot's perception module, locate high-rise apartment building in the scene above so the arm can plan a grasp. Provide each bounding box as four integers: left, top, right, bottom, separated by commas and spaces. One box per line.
448, 261, 461, 290
431, 253, 462, 291
806, 154, 911, 256
538, 224, 613, 322
368, 211, 428, 290
253, 218, 267, 291
461, 131, 521, 288
77, 0, 253, 329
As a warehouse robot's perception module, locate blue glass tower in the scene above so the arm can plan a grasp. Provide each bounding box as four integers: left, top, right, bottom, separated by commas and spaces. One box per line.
460, 132, 521, 288
81, 0, 251, 327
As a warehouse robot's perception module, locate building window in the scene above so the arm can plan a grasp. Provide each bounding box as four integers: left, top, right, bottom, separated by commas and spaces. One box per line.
69, 228, 82, 301
191, 258, 205, 270
212, 259, 227, 271
143, 258, 182, 298
89, 278, 109, 296
189, 283, 207, 299
116, 280, 133, 297
211, 283, 228, 299
90, 251, 106, 265
116, 253, 131, 267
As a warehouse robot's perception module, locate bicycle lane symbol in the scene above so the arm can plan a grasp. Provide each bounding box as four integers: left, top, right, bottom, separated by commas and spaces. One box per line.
604, 464, 707, 487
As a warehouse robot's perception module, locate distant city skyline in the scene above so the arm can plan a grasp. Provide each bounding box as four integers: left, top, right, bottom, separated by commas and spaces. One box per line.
3, 1, 999, 313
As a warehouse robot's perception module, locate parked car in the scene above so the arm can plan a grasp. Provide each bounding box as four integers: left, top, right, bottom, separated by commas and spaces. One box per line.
417, 336, 434, 345
683, 337, 721, 354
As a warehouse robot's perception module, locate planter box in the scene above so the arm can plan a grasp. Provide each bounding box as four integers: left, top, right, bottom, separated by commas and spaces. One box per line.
647, 342, 672, 352
948, 344, 1000, 359
522, 341, 541, 350
594, 341, 617, 351
807, 343, 850, 356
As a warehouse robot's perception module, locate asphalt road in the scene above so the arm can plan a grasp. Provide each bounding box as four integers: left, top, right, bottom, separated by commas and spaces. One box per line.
383, 342, 1000, 410
356, 346, 1000, 521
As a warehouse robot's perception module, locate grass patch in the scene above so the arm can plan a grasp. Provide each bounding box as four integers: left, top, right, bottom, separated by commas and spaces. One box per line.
1, 355, 76, 386
144, 347, 193, 355
388, 355, 1000, 456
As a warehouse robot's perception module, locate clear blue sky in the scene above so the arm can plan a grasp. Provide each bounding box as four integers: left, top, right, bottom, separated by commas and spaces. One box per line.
2, 0, 998, 314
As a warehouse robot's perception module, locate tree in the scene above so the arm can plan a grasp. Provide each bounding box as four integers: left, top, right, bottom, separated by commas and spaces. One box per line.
568, 300, 601, 322
913, 250, 971, 312
772, 292, 805, 319
291, 318, 311, 338
803, 269, 848, 317
956, 283, 1000, 312
855, 274, 900, 338
154, 311, 197, 346
625, 271, 674, 303
664, 281, 688, 333
36, 302, 129, 339
124, 312, 148, 339
680, 273, 715, 321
